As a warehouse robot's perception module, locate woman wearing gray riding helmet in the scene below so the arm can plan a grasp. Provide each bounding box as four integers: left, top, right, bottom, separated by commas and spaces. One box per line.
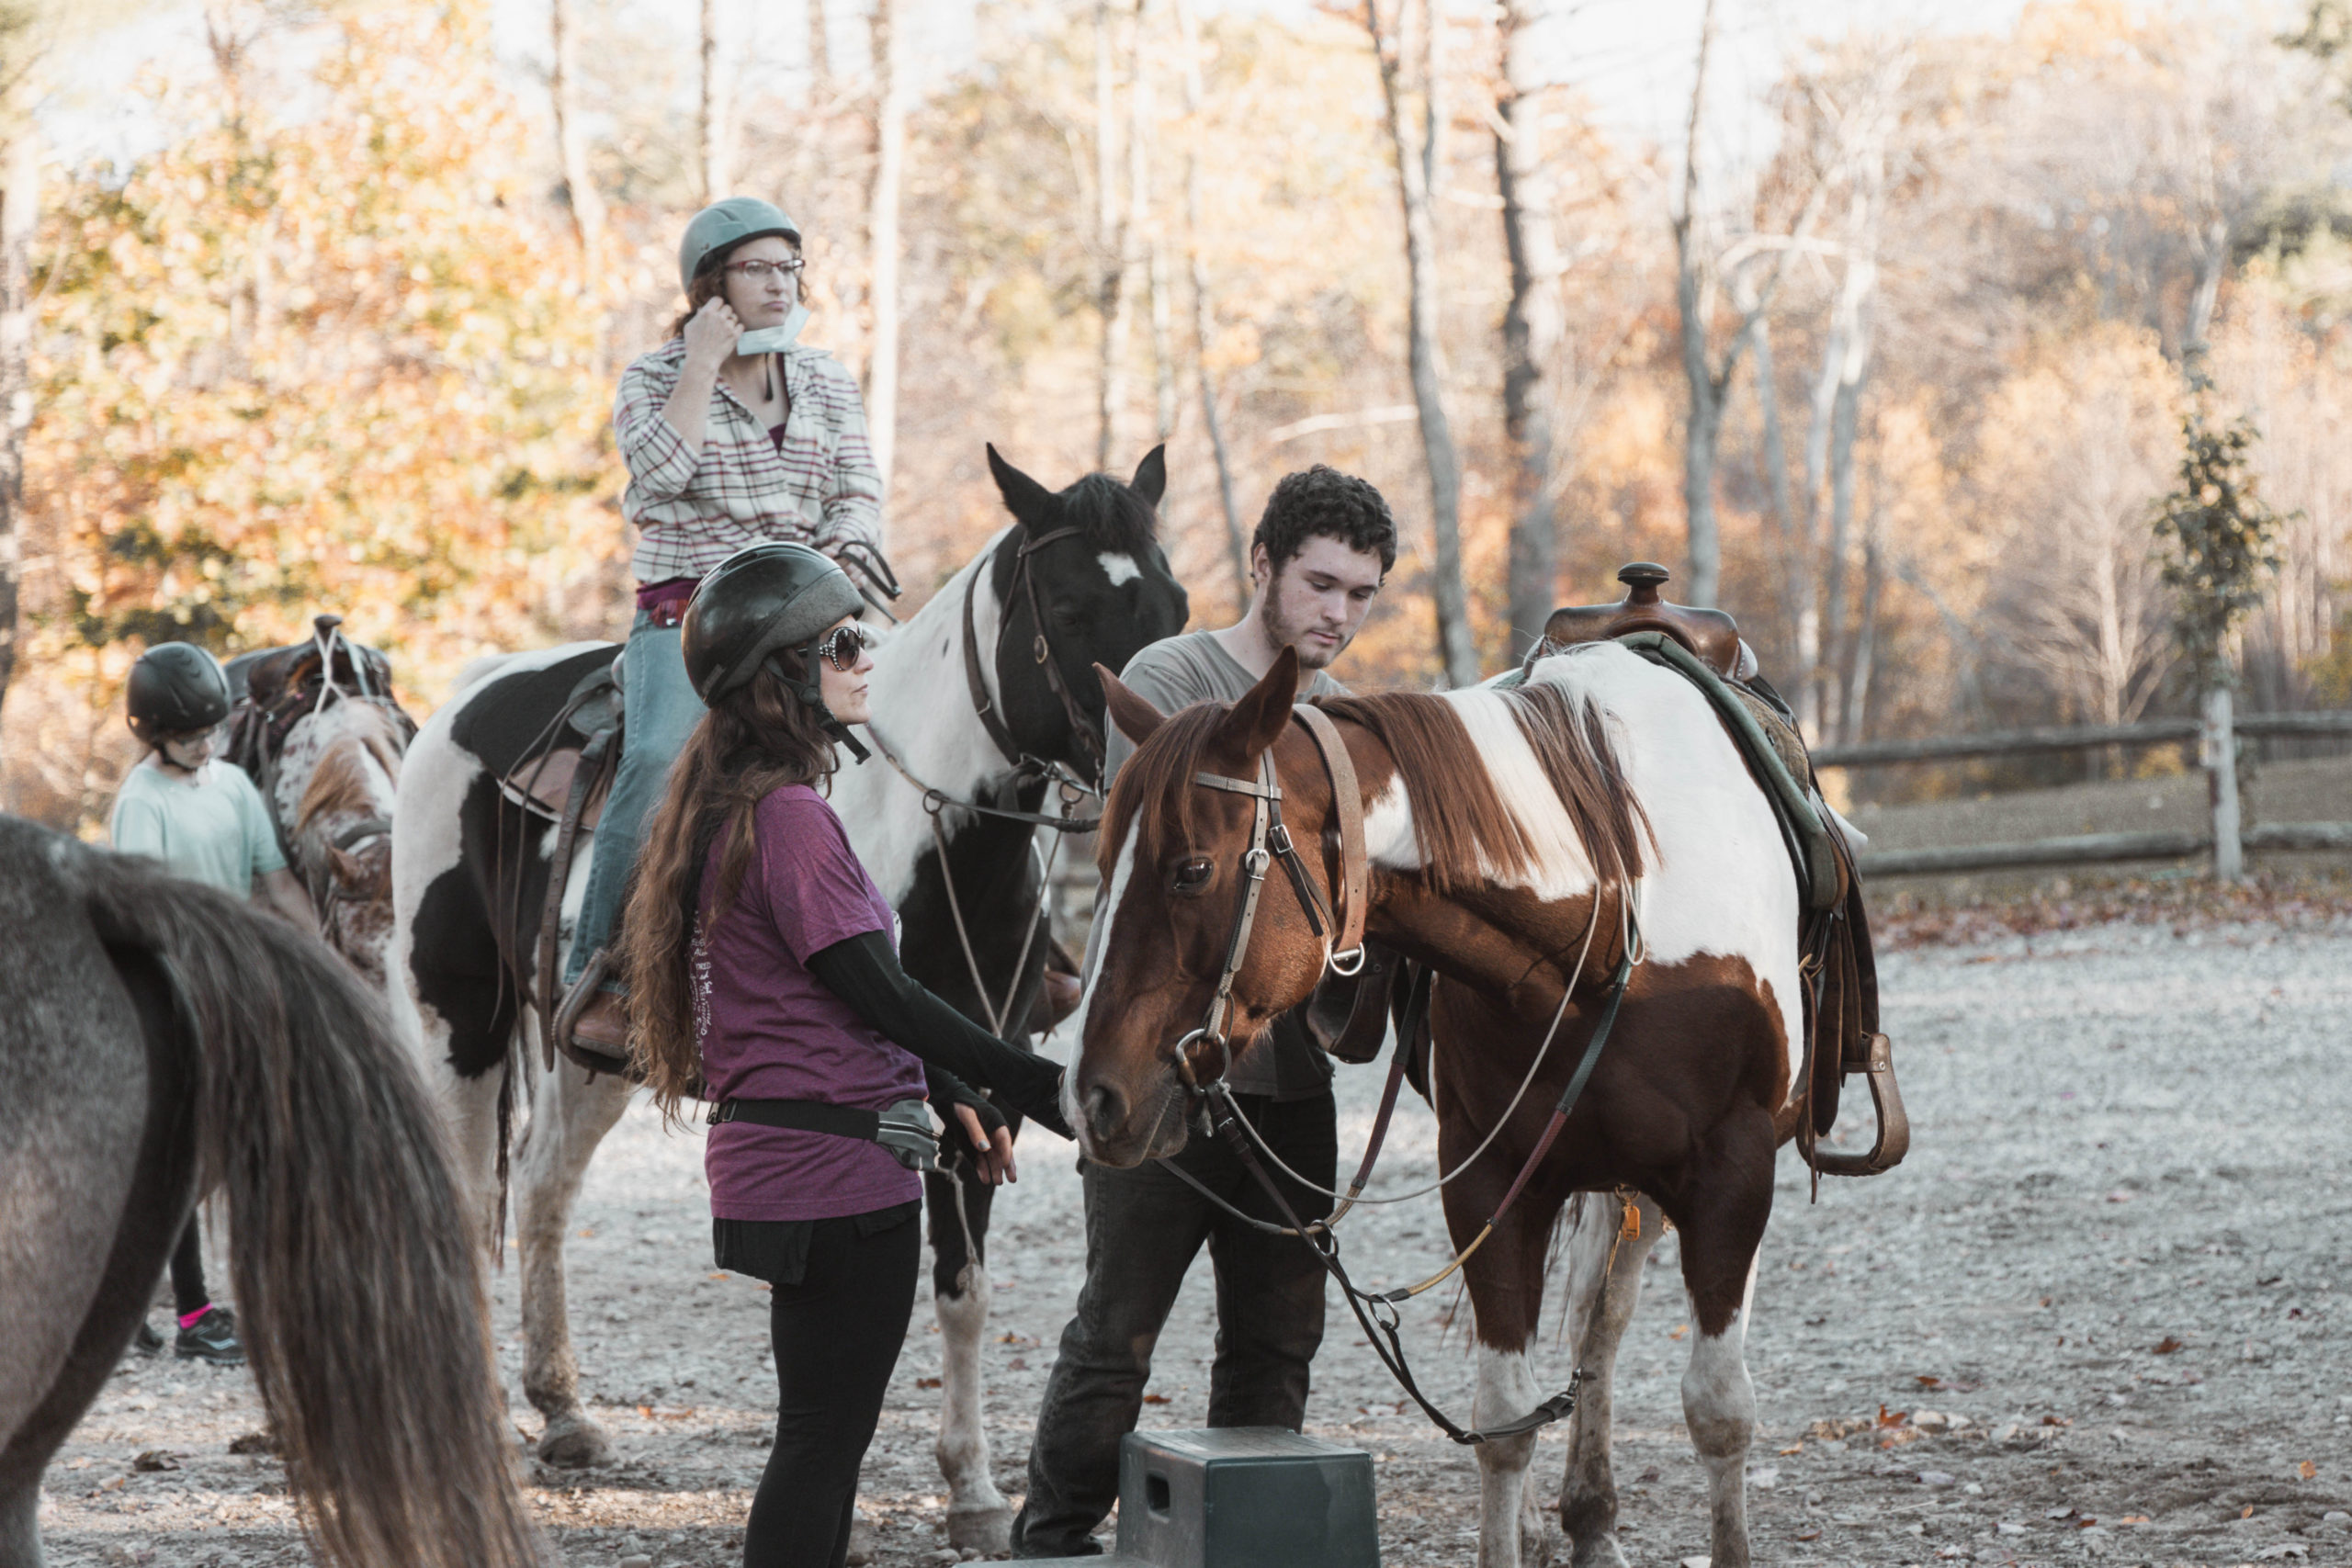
566, 197, 887, 1052
618, 542, 1069, 1568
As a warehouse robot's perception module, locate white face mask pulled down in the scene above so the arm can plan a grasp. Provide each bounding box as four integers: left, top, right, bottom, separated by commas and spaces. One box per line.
736, 302, 810, 357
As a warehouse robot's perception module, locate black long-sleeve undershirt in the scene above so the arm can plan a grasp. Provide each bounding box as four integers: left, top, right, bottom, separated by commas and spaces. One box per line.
807, 931, 1072, 1139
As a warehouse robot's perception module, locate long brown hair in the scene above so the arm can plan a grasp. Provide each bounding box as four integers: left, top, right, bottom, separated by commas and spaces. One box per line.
622, 652, 839, 1123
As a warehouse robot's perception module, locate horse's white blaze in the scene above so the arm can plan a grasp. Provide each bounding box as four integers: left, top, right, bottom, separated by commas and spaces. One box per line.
1097, 550, 1141, 586
840, 528, 1023, 908
1472, 1342, 1546, 1568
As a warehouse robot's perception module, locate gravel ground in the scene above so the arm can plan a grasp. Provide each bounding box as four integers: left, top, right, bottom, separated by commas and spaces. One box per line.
35, 913, 2352, 1568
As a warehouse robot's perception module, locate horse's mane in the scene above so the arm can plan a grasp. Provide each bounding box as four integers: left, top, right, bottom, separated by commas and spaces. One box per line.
295, 702, 404, 835
1057, 472, 1160, 555
1100, 681, 1651, 901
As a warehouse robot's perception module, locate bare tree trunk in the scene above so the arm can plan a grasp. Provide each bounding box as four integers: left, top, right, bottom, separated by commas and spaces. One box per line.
1672, 0, 1723, 608
1093, 0, 1131, 469
1496, 0, 1561, 661
1172, 0, 1246, 599
1128, 1, 1174, 442
1368, 0, 1475, 687
807, 0, 831, 95
1846, 491, 1884, 744
550, 0, 606, 271
0, 112, 32, 721
865, 0, 905, 497
1747, 308, 1800, 684
2185, 216, 2228, 360
699, 0, 734, 200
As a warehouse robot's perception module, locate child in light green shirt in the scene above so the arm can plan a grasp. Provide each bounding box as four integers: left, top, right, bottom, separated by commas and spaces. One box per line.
107, 642, 319, 1365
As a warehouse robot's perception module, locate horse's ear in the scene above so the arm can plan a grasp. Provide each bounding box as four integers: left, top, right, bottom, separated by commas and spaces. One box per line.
1130, 445, 1167, 506
1219, 645, 1299, 759
1097, 663, 1167, 747
988, 443, 1054, 525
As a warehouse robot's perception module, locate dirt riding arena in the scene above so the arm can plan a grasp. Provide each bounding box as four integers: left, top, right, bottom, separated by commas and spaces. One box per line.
40, 906, 2352, 1568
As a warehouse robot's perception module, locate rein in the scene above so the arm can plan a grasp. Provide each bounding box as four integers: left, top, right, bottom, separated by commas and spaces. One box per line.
1154, 705, 1641, 1446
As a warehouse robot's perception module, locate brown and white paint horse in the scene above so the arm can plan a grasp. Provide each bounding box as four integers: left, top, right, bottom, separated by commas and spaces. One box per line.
1078, 640, 1805, 1568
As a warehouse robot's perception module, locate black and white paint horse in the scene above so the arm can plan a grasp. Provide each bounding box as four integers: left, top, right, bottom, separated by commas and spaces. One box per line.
387, 447, 1186, 1551
0, 816, 538, 1568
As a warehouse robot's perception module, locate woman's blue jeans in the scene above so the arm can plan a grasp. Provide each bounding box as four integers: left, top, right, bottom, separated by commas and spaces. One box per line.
563, 613, 705, 987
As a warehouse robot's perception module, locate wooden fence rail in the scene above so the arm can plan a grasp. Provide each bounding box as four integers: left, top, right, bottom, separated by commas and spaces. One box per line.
1824, 706, 2352, 881
1814, 710, 2352, 769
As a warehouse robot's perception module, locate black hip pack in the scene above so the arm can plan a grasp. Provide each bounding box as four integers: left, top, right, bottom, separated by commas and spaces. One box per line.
707, 1097, 940, 1172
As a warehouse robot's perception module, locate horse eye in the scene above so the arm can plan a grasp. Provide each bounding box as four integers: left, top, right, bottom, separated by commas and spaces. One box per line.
1171, 857, 1214, 893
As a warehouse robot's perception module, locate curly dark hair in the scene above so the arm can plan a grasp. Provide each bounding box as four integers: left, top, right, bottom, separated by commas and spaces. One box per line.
1252, 465, 1397, 576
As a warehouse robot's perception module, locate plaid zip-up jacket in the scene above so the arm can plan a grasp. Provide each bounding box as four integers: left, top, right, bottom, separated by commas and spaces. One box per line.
614, 339, 884, 583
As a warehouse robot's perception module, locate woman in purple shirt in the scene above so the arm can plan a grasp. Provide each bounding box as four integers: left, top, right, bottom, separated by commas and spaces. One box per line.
621, 542, 1070, 1568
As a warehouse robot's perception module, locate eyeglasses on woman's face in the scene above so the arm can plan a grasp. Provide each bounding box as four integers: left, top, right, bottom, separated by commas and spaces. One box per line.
813, 622, 873, 671
725, 257, 806, 282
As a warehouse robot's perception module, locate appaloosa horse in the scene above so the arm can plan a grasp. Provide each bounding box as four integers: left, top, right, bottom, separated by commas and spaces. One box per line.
388, 447, 1186, 1551
0, 816, 538, 1568
227, 621, 413, 989
1077, 640, 1810, 1568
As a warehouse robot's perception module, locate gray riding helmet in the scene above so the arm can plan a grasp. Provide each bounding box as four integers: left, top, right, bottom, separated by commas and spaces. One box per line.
677, 197, 802, 293
680, 542, 865, 705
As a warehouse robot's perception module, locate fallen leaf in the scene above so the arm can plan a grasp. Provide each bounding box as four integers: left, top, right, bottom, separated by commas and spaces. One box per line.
707, 1272, 729, 1280
2242, 1504, 2256, 1518
2118, 1514, 2150, 1523
2075, 1517, 2098, 1529
2041, 1415, 2072, 1427
914, 1377, 942, 1390
2299, 1460, 2316, 1479
637, 1404, 653, 1418
1916, 1375, 1943, 1390
1778, 1444, 1803, 1456
1876, 1404, 1911, 1427
1670, 1324, 1690, 1341
1142, 1393, 1171, 1405
1792, 1529, 1821, 1542
2153, 1336, 2185, 1354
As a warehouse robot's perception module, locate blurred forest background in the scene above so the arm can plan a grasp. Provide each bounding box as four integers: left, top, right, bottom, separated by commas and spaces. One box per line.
3, 0, 2350, 833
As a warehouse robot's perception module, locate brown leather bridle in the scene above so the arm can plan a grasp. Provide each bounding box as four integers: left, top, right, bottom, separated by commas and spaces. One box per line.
1169, 703, 1369, 1085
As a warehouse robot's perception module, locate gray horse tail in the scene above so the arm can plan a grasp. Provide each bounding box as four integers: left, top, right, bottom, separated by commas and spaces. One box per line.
80, 850, 542, 1568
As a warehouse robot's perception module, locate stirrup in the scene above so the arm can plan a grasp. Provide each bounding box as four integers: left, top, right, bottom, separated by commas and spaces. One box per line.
1811, 1033, 1909, 1177
552, 949, 637, 1079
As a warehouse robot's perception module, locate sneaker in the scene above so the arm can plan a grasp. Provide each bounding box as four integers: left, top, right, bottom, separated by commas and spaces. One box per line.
175, 1304, 244, 1366
131, 1320, 164, 1357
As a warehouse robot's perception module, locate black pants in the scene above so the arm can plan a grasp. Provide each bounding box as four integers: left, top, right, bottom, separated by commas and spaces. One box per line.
1012, 1089, 1337, 1556
741, 1206, 922, 1568
168, 1217, 209, 1317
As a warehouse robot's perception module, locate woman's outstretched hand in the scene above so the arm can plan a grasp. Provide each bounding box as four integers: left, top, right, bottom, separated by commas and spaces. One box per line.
952, 1102, 1018, 1186
682, 296, 741, 376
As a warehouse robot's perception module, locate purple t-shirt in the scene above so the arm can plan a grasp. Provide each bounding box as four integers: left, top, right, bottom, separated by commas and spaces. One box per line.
697, 784, 925, 1222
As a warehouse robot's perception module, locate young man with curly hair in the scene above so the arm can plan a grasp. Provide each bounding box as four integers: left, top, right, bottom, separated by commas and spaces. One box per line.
1012, 466, 1396, 1559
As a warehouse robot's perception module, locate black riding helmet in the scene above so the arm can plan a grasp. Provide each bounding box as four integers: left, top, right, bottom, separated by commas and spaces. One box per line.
126, 642, 232, 741
682, 542, 870, 758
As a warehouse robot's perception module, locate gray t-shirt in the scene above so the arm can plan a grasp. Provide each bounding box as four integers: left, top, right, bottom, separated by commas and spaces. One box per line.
1100, 630, 1345, 1100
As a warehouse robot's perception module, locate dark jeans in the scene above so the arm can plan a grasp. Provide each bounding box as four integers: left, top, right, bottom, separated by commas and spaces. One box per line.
742, 1205, 922, 1568
1012, 1089, 1337, 1557
168, 1217, 209, 1317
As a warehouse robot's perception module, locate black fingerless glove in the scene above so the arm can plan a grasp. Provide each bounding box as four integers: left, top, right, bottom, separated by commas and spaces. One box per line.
926, 1066, 1008, 1162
